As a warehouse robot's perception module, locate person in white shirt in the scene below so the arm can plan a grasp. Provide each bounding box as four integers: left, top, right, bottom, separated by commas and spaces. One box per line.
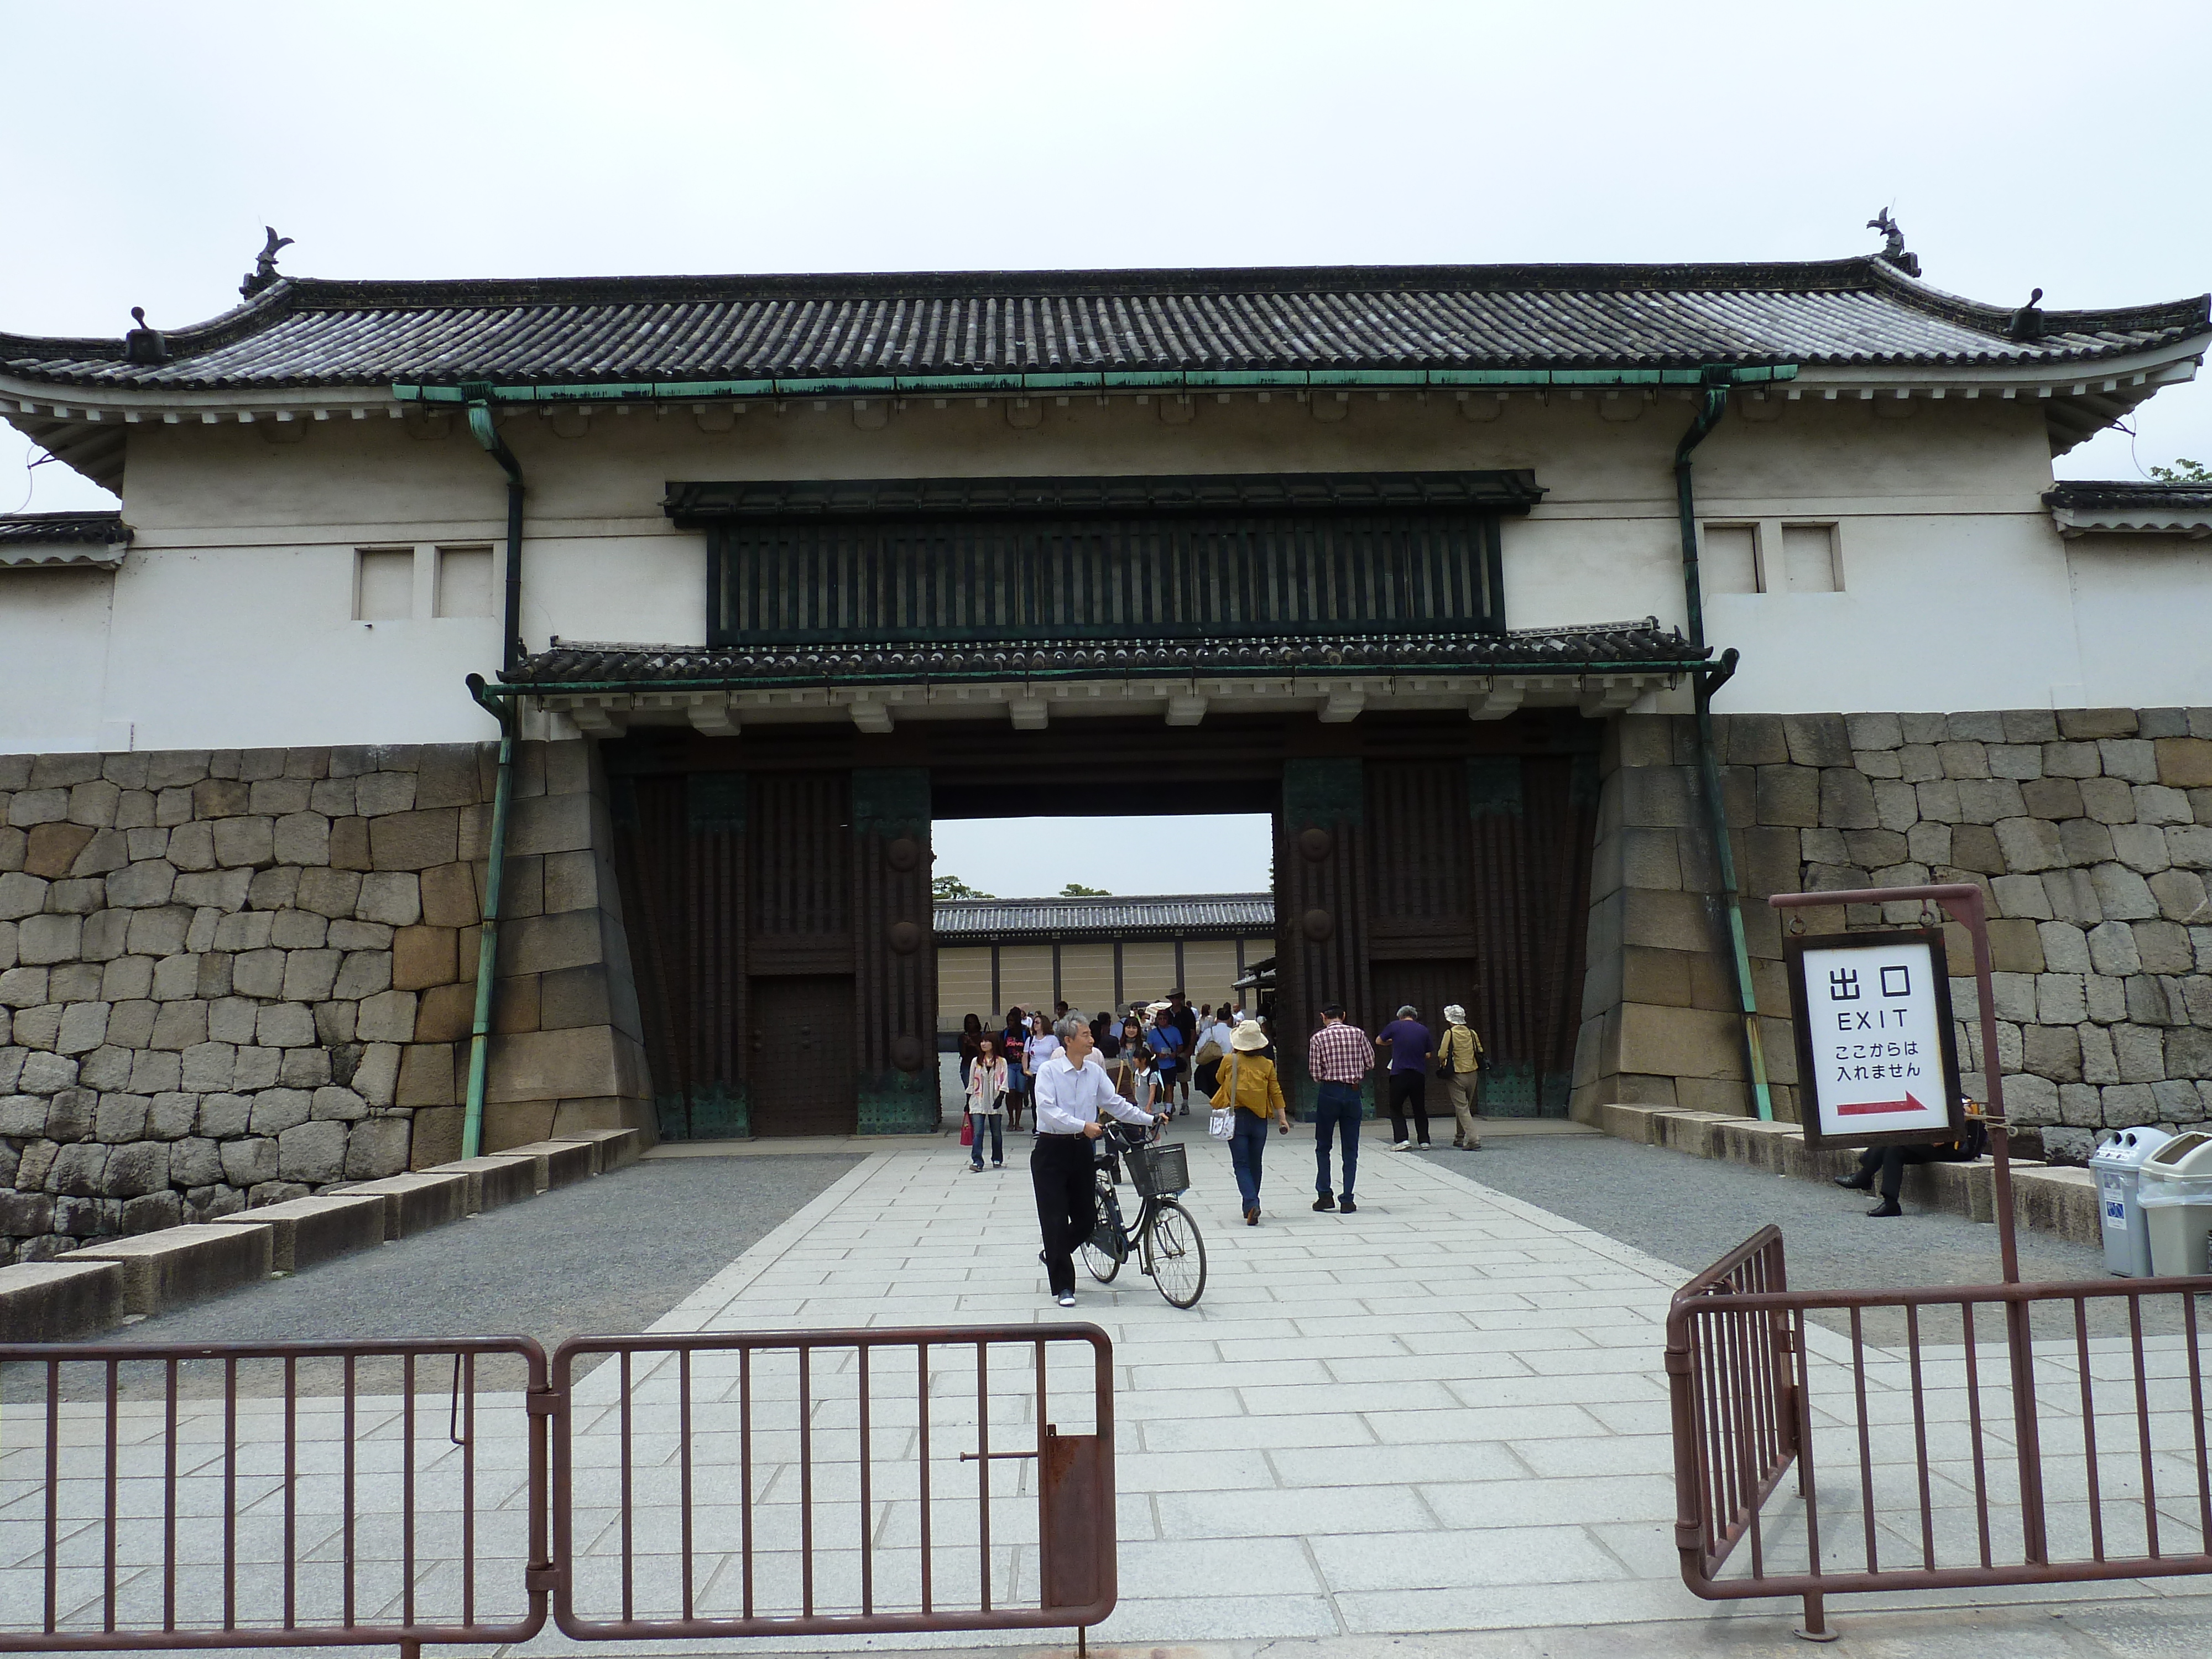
1022, 1012, 1062, 1136
1031, 1011, 1161, 1306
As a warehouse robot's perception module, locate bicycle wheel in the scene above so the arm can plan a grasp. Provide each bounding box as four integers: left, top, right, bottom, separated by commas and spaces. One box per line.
1142, 1198, 1207, 1308
1081, 1191, 1122, 1283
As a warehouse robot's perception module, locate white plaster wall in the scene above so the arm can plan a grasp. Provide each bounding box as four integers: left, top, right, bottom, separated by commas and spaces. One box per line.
2066, 534, 2212, 709
0, 570, 112, 752
3, 389, 2206, 753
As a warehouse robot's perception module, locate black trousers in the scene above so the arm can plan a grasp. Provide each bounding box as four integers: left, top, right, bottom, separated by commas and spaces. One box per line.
1388, 1071, 1431, 1145
1031, 1134, 1095, 1297
1857, 1144, 1937, 1200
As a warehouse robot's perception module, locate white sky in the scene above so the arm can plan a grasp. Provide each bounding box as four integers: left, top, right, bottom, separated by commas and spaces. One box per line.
933, 815, 1272, 899
6, 0, 2206, 887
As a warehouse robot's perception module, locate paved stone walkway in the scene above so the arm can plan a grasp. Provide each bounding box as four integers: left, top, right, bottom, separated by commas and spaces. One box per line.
8, 1120, 2211, 1656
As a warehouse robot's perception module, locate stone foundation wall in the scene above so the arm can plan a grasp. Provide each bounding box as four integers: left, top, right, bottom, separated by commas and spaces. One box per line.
1573, 707, 2212, 1160
0, 740, 652, 1265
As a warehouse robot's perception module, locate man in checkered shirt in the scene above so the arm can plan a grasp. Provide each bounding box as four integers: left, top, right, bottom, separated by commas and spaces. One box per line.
1307, 1006, 1375, 1214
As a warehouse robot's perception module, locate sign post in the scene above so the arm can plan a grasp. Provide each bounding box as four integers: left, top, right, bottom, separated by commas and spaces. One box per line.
1785, 927, 1964, 1153
1768, 880, 2048, 1564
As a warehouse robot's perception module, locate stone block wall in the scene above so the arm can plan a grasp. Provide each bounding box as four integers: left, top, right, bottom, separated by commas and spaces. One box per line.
1573, 707, 2212, 1160
0, 740, 653, 1265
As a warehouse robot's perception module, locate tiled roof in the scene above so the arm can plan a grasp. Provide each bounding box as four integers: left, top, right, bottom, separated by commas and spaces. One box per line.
5, 259, 2204, 391
2043, 479, 2212, 538
0, 510, 131, 546
2041, 481, 2212, 511
0, 511, 132, 568
508, 619, 1702, 690
935, 893, 1274, 940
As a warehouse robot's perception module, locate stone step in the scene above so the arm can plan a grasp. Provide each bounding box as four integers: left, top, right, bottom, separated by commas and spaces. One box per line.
492, 1139, 597, 1191
0, 1260, 126, 1341
327, 1171, 472, 1239
425, 1155, 540, 1214
551, 1126, 645, 1174
210, 1193, 390, 1272
70, 1224, 274, 1317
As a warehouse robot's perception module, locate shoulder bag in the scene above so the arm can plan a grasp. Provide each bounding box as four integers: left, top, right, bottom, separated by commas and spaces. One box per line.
1209, 1054, 1240, 1141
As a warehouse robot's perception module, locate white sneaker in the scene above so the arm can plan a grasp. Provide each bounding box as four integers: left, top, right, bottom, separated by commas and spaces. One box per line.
1056, 1291, 1076, 1307
1391, 1140, 1412, 1151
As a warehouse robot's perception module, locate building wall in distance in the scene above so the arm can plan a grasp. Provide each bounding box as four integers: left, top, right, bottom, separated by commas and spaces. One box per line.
8, 392, 2203, 754
936, 934, 1278, 1031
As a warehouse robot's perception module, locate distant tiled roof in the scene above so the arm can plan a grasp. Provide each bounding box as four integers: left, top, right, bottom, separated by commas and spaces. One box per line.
5, 258, 2204, 391
0, 510, 131, 568
2043, 479, 2212, 538
510, 619, 1702, 690
936, 893, 1274, 940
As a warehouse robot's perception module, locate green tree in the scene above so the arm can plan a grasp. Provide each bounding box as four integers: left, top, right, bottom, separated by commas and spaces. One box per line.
932, 874, 993, 900
1059, 882, 1109, 896
2149, 458, 2211, 483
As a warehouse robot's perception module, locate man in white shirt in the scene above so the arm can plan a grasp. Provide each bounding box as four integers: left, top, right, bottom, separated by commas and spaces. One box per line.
1032, 1011, 1162, 1306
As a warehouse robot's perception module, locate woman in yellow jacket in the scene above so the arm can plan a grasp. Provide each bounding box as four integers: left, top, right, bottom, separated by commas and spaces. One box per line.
1212, 1020, 1290, 1226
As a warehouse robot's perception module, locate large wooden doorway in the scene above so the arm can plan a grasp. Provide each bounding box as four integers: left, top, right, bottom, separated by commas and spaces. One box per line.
746, 975, 858, 1135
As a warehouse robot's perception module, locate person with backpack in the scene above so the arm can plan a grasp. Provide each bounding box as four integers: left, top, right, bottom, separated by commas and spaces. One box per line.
1145, 1006, 1185, 1117
999, 1007, 1030, 1129
1438, 1004, 1485, 1151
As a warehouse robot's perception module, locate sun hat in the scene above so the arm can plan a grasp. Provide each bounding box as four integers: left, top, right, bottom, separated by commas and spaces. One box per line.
1444, 1004, 1467, 1025
1230, 1020, 1268, 1051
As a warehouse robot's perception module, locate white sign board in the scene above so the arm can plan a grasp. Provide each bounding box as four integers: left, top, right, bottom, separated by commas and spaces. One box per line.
1786, 928, 1963, 1149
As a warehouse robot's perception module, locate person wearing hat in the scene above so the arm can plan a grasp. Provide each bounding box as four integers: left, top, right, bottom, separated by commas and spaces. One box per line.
1438, 1005, 1485, 1151
1211, 1020, 1290, 1225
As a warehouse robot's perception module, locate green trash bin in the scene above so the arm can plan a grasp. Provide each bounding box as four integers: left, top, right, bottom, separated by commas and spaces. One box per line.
2138, 1130, 2212, 1277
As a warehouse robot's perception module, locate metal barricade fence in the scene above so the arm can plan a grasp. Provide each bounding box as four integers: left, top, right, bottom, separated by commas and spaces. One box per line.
547, 1324, 1116, 1640
0, 1338, 551, 1652
1, 1323, 1117, 1654
1668, 1227, 2212, 1638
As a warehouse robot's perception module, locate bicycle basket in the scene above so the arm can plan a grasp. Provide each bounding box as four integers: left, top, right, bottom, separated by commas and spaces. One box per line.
1123, 1141, 1189, 1198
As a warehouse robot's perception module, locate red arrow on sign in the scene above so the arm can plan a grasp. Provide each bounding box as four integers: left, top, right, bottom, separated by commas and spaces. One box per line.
1838, 1092, 1927, 1117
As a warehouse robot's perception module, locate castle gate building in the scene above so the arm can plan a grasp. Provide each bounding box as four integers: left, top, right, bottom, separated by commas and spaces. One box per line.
2, 243, 2209, 1262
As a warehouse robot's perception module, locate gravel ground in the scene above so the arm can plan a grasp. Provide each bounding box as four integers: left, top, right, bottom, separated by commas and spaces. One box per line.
1413, 1132, 2105, 1288
95, 1154, 862, 1352
1410, 1132, 2195, 1344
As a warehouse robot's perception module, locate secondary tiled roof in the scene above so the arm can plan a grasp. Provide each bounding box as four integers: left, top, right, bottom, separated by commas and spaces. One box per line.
935, 894, 1274, 940
6, 259, 2204, 390
0, 510, 131, 545
0, 511, 132, 568
2043, 479, 2212, 537
508, 620, 1702, 690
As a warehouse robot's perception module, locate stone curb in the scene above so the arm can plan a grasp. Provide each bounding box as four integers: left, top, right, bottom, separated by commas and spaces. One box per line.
1590, 1103, 2103, 1248
0, 1126, 641, 1337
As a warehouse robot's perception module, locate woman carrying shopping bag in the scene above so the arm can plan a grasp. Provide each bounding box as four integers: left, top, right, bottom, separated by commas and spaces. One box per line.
1211, 1020, 1290, 1226
966, 1034, 1009, 1171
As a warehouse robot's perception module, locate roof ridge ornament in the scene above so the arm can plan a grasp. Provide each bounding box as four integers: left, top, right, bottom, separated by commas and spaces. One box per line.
239, 226, 294, 299
1866, 208, 1921, 278
123, 305, 166, 366
2008, 287, 2047, 342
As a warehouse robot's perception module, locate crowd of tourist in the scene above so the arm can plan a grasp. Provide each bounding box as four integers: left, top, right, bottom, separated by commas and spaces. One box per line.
955, 995, 1490, 1274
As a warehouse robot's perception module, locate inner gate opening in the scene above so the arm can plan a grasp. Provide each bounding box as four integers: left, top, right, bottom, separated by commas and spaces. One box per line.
604, 713, 1601, 1140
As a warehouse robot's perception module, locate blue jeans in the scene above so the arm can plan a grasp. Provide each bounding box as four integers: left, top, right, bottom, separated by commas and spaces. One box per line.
1313, 1081, 1361, 1200
1229, 1109, 1269, 1211
969, 1113, 1003, 1167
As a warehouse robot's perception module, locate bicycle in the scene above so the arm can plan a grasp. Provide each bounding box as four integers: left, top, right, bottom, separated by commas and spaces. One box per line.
1080, 1124, 1208, 1307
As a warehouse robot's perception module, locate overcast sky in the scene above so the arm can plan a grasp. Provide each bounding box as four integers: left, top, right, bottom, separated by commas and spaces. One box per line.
5, 1, 2205, 893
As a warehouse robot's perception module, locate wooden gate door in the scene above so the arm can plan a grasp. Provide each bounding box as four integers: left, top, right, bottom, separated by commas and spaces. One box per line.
747, 975, 859, 1135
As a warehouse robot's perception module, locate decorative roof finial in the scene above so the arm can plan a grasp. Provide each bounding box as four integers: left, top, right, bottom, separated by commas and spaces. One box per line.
2008, 287, 2047, 342
239, 226, 295, 299
124, 305, 166, 366
1866, 208, 1921, 278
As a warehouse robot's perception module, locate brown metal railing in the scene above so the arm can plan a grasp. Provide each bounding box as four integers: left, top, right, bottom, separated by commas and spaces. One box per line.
1, 1322, 1117, 1654
1669, 1229, 2212, 1639
0, 1338, 551, 1652
546, 1323, 1116, 1641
